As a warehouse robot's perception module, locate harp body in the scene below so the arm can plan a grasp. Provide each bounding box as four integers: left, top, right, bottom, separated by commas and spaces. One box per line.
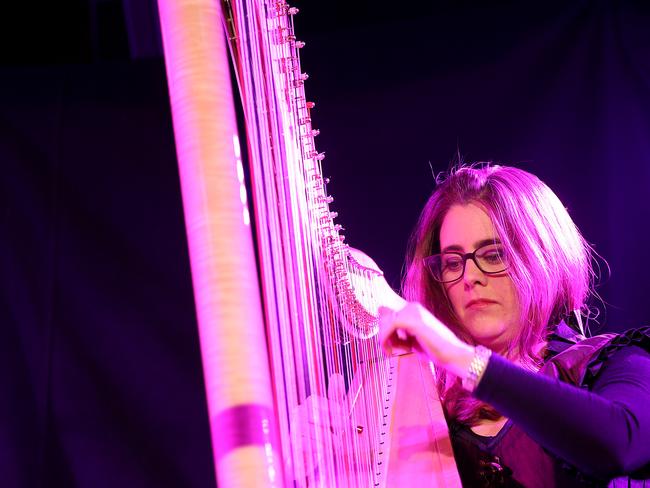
157, 0, 461, 485
382, 353, 460, 486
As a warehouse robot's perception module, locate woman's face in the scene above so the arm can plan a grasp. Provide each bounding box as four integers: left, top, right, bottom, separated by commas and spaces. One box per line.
439, 203, 520, 351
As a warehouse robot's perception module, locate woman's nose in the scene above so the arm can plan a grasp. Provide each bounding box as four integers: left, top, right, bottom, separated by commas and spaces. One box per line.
463, 257, 487, 286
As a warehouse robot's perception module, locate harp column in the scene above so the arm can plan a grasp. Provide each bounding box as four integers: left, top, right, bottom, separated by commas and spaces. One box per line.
157, 0, 283, 486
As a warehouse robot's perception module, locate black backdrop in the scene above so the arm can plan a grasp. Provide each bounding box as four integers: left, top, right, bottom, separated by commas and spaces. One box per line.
1, 1, 649, 486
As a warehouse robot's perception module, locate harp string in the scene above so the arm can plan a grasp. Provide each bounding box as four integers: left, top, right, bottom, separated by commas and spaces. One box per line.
226, 1, 400, 485
161, 0, 461, 483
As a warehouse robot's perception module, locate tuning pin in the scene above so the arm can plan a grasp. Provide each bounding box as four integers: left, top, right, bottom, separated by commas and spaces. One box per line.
306, 101, 316, 109
295, 40, 306, 48
324, 177, 330, 184
330, 211, 338, 219
315, 152, 326, 161
302, 129, 319, 140
288, 7, 299, 15
334, 224, 344, 232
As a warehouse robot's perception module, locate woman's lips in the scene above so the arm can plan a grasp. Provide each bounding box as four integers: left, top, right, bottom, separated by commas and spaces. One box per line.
465, 299, 498, 310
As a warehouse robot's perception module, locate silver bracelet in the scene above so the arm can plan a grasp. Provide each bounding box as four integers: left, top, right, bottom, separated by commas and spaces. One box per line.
462, 345, 492, 392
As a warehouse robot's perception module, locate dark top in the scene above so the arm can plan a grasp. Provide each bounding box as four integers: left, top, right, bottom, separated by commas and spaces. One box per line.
449, 324, 650, 487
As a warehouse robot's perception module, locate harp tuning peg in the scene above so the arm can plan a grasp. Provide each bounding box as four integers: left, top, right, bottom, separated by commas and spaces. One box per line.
295, 40, 306, 48
288, 7, 299, 15
316, 193, 331, 203
311, 129, 320, 137
306, 101, 316, 109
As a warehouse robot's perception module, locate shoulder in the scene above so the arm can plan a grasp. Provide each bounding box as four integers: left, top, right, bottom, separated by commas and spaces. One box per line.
542, 326, 650, 388
583, 326, 650, 388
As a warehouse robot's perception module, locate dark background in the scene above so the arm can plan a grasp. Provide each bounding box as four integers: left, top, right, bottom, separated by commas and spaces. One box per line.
2, 1, 649, 486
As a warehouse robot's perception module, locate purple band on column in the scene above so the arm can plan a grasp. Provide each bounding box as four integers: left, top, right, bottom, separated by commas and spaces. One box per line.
213, 403, 279, 463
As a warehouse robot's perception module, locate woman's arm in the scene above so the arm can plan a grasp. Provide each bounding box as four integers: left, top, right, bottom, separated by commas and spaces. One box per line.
378, 303, 650, 479
475, 345, 650, 478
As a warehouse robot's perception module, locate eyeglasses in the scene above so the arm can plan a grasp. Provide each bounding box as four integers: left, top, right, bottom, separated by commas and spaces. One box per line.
423, 242, 509, 283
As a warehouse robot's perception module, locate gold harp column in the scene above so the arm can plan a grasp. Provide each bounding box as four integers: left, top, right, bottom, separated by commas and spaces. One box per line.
157, 0, 283, 486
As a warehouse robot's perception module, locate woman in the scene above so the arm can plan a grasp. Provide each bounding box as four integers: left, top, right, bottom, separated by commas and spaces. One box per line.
378, 164, 650, 487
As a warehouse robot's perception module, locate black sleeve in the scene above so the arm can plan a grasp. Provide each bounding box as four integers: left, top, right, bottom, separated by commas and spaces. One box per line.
474, 345, 650, 479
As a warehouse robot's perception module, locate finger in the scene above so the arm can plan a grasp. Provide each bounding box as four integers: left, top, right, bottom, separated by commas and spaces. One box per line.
304, 396, 332, 426
377, 306, 397, 345
378, 307, 410, 355
380, 317, 416, 356
396, 328, 409, 341
381, 332, 394, 356
377, 305, 394, 318
385, 332, 416, 356
327, 373, 346, 405
303, 395, 348, 430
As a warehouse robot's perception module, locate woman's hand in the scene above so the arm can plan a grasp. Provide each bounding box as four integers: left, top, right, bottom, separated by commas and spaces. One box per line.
289, 374, 369, 485
378, 302, 475, 379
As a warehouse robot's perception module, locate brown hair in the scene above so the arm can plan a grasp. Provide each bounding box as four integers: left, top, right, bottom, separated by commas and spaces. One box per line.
402, 164, 594, 424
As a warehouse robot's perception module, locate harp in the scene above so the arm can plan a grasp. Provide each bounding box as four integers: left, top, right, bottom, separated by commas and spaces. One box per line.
156, 0, 461, 486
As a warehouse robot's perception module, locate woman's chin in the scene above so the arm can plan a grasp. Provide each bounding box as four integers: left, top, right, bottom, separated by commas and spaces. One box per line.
464, 320, 512, 349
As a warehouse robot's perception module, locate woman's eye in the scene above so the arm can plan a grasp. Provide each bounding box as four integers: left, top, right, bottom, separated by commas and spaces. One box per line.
443, 258, 463, 270
481, 249, 504, 264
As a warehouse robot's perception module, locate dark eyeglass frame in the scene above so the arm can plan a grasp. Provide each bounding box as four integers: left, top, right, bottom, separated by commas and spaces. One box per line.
423, 242, 509, 283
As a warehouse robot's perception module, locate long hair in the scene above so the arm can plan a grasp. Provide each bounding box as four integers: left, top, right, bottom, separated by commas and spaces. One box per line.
402, 164, 595, 424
